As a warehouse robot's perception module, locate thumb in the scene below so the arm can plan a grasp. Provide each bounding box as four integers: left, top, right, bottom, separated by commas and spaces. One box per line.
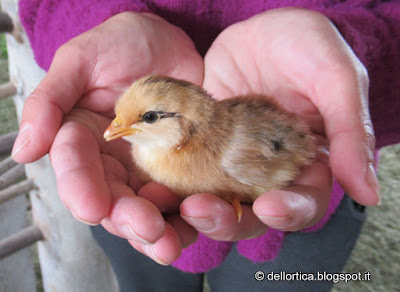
315, 64, 379, 206
12, 44, 90, 163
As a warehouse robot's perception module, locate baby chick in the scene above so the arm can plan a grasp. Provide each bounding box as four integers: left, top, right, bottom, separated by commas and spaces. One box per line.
104, 76, 315, 222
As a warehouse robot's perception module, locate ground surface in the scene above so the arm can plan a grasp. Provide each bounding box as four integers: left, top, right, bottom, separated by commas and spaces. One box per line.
0, 34, 398, 291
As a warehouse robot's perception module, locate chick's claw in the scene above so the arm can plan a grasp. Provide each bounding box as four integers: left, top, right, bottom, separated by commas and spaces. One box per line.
231, 197, 243, 223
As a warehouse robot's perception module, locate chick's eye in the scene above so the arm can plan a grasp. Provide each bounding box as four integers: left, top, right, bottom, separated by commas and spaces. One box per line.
142, 111, 160, 124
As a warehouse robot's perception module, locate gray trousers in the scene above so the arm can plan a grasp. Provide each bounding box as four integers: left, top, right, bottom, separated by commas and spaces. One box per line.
91, 195, 366, 292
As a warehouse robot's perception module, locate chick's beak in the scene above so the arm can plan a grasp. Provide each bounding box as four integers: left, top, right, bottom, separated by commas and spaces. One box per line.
104, 118, 139, 141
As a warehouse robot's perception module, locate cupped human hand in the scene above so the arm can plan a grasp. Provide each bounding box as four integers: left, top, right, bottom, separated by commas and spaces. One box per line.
12, 12, 203, 264
181, 7, 379, 241
12, 8, 380, 266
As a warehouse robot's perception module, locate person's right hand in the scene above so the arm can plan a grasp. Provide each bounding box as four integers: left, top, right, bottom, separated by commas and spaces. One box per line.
181, 7, 377, 241
12, 12, 203, 265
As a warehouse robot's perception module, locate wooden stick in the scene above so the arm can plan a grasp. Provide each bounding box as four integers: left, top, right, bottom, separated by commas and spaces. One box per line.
0, 82, 17, 100
0, 163, 25, 190
0, 225, 44, 260
0, 179, 35, 205
0, 131, 18, 155
0, 12, 13, 33
0, 156, 17, 176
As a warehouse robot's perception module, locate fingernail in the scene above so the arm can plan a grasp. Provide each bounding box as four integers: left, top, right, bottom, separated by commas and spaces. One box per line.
70, 209, 99, 226
258, 215, 293, 229
181, 215, 216, 232
145, 245, 169, 266
11, 123, 31, 159
367, 162, 381, 204
121, 224, 153, 245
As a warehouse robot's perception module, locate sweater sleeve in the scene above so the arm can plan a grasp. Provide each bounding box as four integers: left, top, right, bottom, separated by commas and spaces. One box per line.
317, 1, 400, 148
18, 0, 400, 148
18, 0, 150, 71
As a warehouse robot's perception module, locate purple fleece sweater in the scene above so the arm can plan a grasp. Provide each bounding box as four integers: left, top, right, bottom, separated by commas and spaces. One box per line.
19, 0, 400, 273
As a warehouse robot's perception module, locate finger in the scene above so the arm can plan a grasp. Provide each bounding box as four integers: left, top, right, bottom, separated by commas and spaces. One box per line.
12, 43, 90, 163
254, 161, 332, 231
49, 118, 111, 224
128, 223, 182, 265
314, 64, 379, 206
292, 18, 380, 206
96, 148, 166, 244
104, 191, 166, 245
166, 214, 198, 248
180, 193, 268, 241
137, 182, 182, 214
254, 188, 327, 231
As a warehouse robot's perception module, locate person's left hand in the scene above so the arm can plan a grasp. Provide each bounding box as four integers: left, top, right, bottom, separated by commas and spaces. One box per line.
178, 7, 378, 241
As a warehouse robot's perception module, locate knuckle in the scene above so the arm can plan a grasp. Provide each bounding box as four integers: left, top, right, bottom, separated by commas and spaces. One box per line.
363, 122, 376, 156
355, 60, 370, 90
